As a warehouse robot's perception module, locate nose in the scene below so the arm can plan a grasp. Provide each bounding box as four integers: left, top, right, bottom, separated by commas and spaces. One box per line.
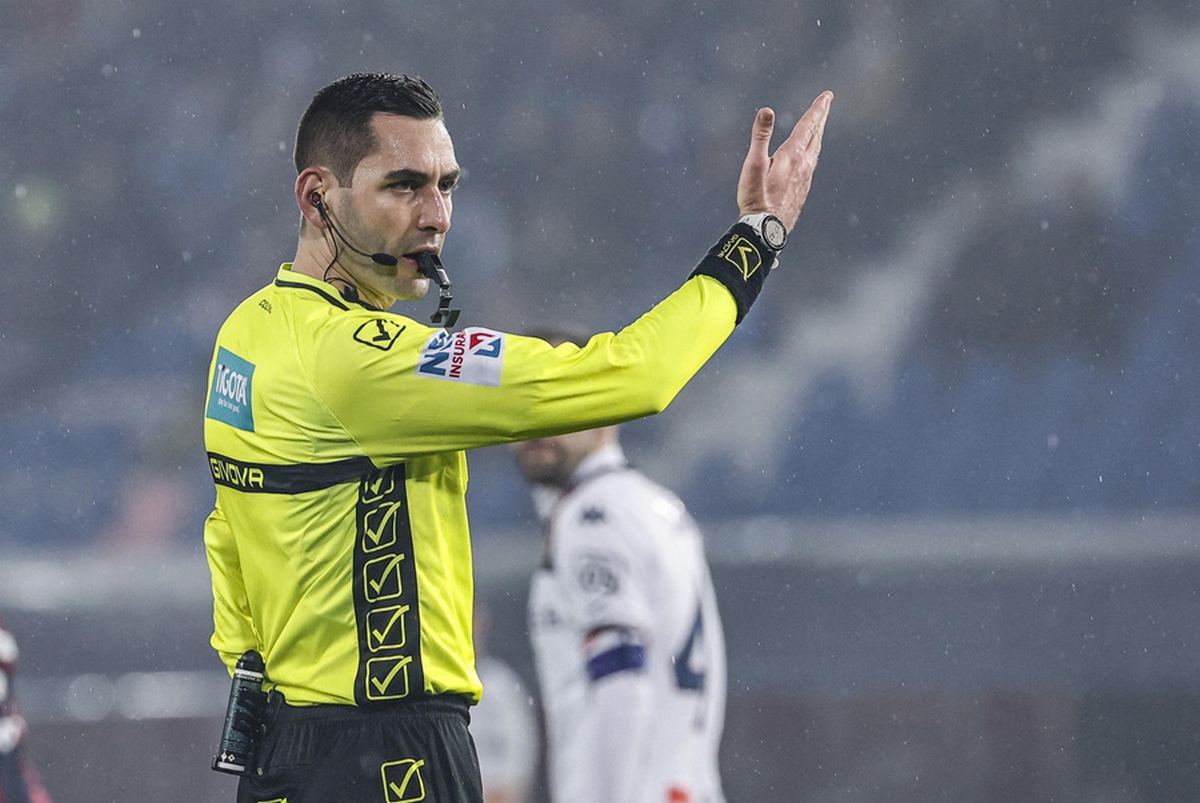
419, 187, 452, 234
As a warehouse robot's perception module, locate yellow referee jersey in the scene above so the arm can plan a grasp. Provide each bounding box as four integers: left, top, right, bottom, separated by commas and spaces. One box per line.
203, 264, 737, 707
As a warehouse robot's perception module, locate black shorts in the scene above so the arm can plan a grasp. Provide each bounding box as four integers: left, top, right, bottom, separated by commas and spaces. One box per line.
237, 692, 483, 803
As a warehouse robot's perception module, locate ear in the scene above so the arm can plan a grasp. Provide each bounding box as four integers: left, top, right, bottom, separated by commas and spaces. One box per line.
296, 168, 331, 228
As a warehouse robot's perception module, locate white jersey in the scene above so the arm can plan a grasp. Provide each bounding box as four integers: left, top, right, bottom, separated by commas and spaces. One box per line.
528, 444, 726, 803
471, 655, 539, 802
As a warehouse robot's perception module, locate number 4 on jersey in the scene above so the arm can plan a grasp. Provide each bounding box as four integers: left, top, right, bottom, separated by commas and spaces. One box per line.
673, 607, 707, 691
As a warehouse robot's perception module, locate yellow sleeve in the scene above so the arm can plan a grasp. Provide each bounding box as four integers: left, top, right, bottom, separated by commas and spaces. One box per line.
316, 275, 738, 463
203, 504, 258, 673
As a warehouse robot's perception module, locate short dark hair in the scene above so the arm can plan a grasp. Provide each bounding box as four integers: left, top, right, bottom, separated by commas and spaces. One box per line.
293, 73, 443, 184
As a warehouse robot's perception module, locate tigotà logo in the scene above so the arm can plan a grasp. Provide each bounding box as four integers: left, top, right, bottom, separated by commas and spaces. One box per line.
213, 361, 250, 408
206, 347, 255, 431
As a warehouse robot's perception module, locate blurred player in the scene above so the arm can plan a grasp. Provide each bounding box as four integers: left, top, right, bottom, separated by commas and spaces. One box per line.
513, 341, 727, 803
0, 624, 53, 803
470, 604, 538, 803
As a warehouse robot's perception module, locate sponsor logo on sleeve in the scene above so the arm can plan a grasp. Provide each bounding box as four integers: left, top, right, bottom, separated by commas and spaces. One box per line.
205, 347, 255, 431
415, 327, 504, 386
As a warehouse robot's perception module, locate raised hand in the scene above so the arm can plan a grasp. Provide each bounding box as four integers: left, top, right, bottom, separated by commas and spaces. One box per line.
737, 91, 833, 231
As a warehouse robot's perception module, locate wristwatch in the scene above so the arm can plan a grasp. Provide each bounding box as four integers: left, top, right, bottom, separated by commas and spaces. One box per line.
740, 213, 788, 251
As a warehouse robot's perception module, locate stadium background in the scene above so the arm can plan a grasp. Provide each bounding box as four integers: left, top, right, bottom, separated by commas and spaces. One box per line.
2, 0, 1199, 800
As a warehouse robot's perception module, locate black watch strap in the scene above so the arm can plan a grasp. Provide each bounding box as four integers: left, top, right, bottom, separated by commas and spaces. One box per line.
689, 221, 778, 324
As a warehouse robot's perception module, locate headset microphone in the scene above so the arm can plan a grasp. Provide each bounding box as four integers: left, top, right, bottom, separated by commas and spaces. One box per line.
310, 192, 398, 267
310, 192, 461, 328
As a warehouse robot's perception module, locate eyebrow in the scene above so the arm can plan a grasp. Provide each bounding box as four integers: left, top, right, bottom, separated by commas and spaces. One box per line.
382, 167, 461, 186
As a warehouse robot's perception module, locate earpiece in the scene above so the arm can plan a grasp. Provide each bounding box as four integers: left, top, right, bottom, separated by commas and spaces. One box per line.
308, 187, 457, 326
310, 191, 399, 268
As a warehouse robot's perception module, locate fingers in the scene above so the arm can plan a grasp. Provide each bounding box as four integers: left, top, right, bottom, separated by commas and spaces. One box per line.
736, 107, 778, 214
736, 91, 834, 221
794, 90, 832, 156
737, 108, 774, 199
749, 107, 776, 154
780, 91, 832, 159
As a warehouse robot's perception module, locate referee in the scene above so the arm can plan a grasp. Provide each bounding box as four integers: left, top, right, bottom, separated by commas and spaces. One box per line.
203, 72, 832, 802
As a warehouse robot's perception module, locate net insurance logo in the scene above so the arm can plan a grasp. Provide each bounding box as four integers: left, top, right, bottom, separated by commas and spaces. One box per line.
416, 327, 504, 386
206, 347, 256, 431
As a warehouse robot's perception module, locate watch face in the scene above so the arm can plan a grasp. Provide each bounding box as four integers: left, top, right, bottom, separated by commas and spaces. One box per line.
763, 216, 787, 250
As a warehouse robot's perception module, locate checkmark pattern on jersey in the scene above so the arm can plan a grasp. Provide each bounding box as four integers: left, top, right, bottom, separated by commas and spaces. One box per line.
353, 464, 424, 704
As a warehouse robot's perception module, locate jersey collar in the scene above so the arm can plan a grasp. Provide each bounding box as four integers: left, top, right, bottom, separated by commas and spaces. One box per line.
273, 263, 382, 311
530, 442, 629, 521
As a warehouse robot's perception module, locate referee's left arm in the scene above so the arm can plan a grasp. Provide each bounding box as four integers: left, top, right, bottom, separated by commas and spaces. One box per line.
318, 276, 736, 463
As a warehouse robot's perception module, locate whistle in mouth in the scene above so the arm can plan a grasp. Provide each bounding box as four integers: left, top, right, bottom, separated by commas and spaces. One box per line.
411, 252, 461, 328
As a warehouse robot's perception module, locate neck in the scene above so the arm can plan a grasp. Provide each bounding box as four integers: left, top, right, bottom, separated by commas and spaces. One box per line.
292, 242, 394, 310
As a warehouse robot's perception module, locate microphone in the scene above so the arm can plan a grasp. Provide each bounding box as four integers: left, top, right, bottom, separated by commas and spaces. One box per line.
310, 192, 461, 327
310, 192, 398, 266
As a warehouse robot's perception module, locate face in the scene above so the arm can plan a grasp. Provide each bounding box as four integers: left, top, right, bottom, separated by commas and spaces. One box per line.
511, 428, 612, 489
323, 113, 460, 306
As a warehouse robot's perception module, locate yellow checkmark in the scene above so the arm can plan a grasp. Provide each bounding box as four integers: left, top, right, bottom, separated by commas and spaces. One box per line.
363, 500, 404, 549
364, 554, 405, 601
381, 758, 425, 802
367, 655, 412, 699
368, 605, 409, 651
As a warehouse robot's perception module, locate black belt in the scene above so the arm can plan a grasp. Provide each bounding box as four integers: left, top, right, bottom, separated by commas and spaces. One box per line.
266, 690, 472, 725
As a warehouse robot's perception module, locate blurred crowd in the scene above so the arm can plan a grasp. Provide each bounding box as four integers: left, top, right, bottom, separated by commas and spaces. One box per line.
1, 0, 1198, 549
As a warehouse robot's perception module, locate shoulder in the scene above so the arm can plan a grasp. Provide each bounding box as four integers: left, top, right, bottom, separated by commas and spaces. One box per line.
220, 274, 419, 342
555, 469, 694, 550
287, 297, 428, 369
581, 469, 689, 523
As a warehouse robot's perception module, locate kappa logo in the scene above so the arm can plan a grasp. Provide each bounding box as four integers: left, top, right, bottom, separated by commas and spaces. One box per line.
719, 234, 764, 280
416, 327, 504, 386
381, 758, 426, 802
580, 506, 606, 524
354, 318, 405, 351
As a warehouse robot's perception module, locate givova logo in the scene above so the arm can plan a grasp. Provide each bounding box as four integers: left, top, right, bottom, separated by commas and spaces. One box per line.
415, 328, 504, 386
719, 233, 764, 280
206, 347, 255, 431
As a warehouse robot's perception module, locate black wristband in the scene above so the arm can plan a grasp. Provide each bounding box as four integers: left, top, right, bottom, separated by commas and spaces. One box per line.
689, 221, 778, 324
